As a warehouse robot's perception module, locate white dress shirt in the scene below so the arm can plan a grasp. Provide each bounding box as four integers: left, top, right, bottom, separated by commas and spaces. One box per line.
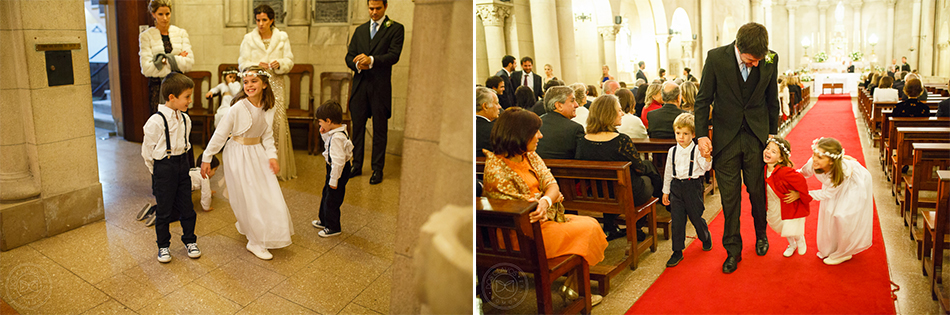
321, 125, 354, 186
141, 104, 192, 174
662, 141, 713, 194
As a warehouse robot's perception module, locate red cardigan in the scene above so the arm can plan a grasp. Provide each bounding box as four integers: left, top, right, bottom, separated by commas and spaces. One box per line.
765, 165, 812, 220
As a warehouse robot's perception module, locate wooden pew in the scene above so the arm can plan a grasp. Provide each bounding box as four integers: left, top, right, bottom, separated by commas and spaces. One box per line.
869, 100, 943, 138
925, 171, 950, 309
476, 197, 592, 314
880, 115, 947, 178
903, 144, 950, 259
891, 127, 950, 202
476, 158, 659, 296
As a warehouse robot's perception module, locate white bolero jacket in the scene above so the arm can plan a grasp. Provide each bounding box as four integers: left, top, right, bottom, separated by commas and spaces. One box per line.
238, 28, 294, 74
203, 99, 278, 163
138, 25, 194, 78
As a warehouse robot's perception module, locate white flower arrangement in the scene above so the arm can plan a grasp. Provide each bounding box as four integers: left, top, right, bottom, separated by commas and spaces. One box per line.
848, 51, 864, 61
814, 52, 828, 63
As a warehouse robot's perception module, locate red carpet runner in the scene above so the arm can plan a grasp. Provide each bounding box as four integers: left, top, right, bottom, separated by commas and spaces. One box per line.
627, 94, 895, 314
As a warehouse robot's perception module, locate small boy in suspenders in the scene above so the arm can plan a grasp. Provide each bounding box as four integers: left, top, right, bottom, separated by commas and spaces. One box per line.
662, 113, 713, 267
311, 101, 354, 237
141, 73, 200, 263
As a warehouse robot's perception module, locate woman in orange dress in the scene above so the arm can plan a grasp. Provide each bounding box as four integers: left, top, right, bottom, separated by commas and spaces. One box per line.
482, 107, 608, 306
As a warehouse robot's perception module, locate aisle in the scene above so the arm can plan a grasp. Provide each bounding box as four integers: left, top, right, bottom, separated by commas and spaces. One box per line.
626, 95, 894, 314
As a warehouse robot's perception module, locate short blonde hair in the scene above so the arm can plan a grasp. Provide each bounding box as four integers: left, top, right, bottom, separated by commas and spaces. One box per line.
672, 112, 695, 133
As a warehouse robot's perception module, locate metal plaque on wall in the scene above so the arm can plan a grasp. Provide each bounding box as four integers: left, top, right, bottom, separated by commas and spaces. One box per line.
312, 0, 347, 23
252, 0, 287, 24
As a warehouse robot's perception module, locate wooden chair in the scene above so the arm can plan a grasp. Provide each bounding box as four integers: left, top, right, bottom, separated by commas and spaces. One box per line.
905, 143, 950, 259
285, 65, 316, 153
925, 171, 950, 310
310, 72, 354, 155
476, 198, 592, 314
184, 71, 213, 146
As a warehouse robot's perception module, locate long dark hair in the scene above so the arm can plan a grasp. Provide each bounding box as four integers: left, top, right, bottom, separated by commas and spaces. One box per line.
231, 66, 276, 111
253, 4, 276, 29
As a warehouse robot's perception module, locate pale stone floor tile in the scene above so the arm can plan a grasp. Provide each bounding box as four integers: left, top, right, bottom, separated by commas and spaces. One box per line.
342, 226, 395, 263
121, 256, 212, 296
136, 282, 241, 315
239, 243, 321, 277
27, 221, 141, 284
309, 242, 392, 288
270, 265, 367, 314
235, 293, 317, 315
339, 302, 382, 314
352, 268, 392, 314
194, 258, 287, 306
80, 299, 137, 315
94, 273, 164, 311
0, 247, 109, 315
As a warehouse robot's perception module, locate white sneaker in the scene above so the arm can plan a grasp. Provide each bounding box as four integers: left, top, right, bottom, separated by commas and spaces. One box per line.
246, 243, 273, 260
311, 219, 325, 229
823, 255, 852, 265
318, 228, 341, 238
591, 294, 603, 307
783, 245, 796, 257
185, 243, 201, 258
797, 237, 807, 255
136, 203, 153, 221
157, 247, 172, 263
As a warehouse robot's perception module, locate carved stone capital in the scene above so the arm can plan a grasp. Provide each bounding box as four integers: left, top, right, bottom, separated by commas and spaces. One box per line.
786, 2, 799, 12
885, 0, 897, 6
476, 4, 511, 27
598, 25, 620, 40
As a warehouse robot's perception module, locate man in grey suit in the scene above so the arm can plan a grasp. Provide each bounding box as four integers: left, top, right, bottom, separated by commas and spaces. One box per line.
695, 22, 779, 274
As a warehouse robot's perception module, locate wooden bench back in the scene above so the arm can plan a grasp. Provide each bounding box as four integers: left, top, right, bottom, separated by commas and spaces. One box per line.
475, 198, 545, 274
185, 71, 212, 111
912, 144, 950, 192
287, 64, 315, 113
544, 159, 634, 215
885, 117, 949, 151
894, 128, 950, 167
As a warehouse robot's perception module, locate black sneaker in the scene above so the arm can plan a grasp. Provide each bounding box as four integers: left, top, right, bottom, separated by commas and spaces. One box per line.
145, 213, 156, 227
666, 251, 684, 267
318, 228, 341, 238
136, 203, 152, 221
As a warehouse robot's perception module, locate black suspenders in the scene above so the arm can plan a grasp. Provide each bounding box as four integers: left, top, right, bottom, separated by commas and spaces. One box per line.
326, 130, 349, 164
671, 142, 696, 178
156, 111, 189, 157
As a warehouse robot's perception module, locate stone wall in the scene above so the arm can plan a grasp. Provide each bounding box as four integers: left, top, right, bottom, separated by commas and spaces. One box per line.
0, 0, 104, 250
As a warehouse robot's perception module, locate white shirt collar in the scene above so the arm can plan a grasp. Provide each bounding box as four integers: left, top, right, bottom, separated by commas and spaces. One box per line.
476, 114, 490, 121
677, 140, 695, 150
734, 45, 744, 69
372, 16, 386, 27
157, 104, 181, 120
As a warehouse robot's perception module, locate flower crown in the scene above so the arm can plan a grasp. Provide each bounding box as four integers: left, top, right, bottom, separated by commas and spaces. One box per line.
811, 137, 844, 160
767, 138, 790, 157
222, 70, 239, 75
237, 70, 271, 78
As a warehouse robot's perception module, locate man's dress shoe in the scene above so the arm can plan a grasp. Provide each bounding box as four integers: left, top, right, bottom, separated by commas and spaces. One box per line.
756, 238, 769, 256
369, 170, 383, 185
722, 256, 741, 274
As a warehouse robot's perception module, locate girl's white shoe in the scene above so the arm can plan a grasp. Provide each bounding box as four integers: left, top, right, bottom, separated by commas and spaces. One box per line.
246, 243, 273, 260
823, 255, 852, 265
783, 244, 796, 257
797, 236, 807, 255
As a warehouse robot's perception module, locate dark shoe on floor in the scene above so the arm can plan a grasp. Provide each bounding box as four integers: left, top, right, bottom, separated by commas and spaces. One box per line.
756, 238, 769, 256
145, 213, 156, 227
636, 229, 646, 242
702, 239, 712, 251
666, 251, 684, 267
369, 170, 383, 185
136, 203, 153, 221
350, 166, 362, 178
605, 228, 627, 241
722, 255, 741, 274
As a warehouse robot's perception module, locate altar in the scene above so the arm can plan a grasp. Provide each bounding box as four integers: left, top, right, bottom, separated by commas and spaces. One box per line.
813, 73, 862, 95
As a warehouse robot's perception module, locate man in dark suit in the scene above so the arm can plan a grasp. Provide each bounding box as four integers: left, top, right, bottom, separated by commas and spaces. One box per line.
695, 22, 779, 274
475, 87, 501, 157
345, 0, 404, 185
536, 86, 583, 160
901, 56, 911, 72
495, 55, 516, 109
485, 76, 509, 109
636, 61, 648, 83
647, 82, 686, 139
510, 56, 544, 100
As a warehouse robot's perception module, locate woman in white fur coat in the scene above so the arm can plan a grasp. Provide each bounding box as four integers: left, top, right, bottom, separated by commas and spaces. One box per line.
238, 4, 296, 181
138, 0, 193, 114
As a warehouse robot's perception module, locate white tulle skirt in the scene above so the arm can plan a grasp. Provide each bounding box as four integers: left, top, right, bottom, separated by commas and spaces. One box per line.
223, 140, 294, 249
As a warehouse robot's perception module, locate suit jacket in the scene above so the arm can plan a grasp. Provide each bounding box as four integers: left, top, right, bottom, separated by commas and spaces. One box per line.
901, 63, 911, 72
636, 69, 648, 83
937, 99, 950, 117
494, 68, 515, 109
694, 42, 779, 157
345, 16, 405, 118
536, 112, 585, 159
476, 116, 493, 157
511, 71, 544, 100
646, 103, 684, 139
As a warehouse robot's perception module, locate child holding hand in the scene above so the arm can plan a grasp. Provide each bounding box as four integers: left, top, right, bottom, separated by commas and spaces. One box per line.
762, 136, 812, 257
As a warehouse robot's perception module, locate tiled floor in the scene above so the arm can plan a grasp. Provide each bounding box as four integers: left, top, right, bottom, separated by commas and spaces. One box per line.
0, 131, 398, 314
481, 97, 947, 314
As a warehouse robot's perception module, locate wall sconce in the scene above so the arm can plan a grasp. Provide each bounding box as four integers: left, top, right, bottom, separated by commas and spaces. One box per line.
574, 13, 591, 22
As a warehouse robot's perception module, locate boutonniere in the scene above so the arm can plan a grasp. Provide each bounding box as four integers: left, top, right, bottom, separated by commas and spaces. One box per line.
384, 20, 393, 28
765, 52, 776, 64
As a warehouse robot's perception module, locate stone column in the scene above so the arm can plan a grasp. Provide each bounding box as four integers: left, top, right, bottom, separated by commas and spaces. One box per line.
885, 0, 896, 65
851, 0, 862, 54
476, 3, 511, 82
554, 0, 578, 83
529, 0, 561, 76
656, 34, 670, 78
0, 0, 104, 250
287, 0, 309, 26
818, 3, 829, 52
599, 26, 619, 77
390, 0, 472, 313
225, 0, 247, 27
751, 0, 763, 24
919, 0, 935, 75
787, 2, 798, 69
700, 0, 714, 67
910, 0, 922, 67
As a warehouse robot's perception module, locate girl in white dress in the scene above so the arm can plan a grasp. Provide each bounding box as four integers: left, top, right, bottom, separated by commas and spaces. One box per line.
207, 67, 241, 128
201, 66, 294, 260
799, 137, 874, 265
763, 137, 812, 258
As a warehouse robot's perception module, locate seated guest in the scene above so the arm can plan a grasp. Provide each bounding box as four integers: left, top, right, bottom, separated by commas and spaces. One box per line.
475, 87, 501, 157
533, 80, 564, 116
485, 75, 510, 109
899, 73, 929, 101
515, 86, 537, 111
639, 82, 664, 128
536, 86, 584, 159
683, 67, 697, 83
648, 82, 686, 139
892, 71, 907, 98
570, 83, 591, 130
868, 73, 882, 95
872, 76, 899, 103
939, 79, 950, 118
787, 76, 802, 108
482, 107, 608, 306
630, 78, 645, 97
543, 79, 564, 95
603, 80, 621, 95
586, 84, 598, 108
658, 68, 667, 82
679, 81, 698, 113
862, 71, 875, 88
634, 82, 649, 117
576, 95, 661, 241
616, 89, 648, 139
892, 78, 930, 117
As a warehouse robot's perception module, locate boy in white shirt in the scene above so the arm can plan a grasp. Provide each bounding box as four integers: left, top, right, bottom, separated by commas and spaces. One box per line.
137, 155, 220, 226
141, 73, 201, 263
311, 101, 354, 237
662, 113, 714, 267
